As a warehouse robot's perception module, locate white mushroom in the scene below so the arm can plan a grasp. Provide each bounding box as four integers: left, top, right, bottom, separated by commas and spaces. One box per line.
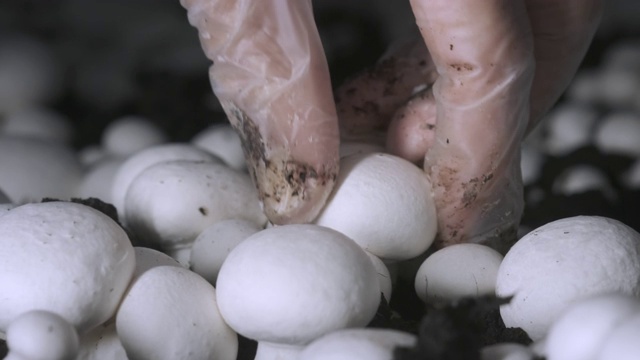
366, 251, 393, 303
551, 164, 616, 201
593, 111, 640, 157
116, 266, 237, 360
480, 342, 536, 360
191, 124, 246, 170
1, 107, 72, 144
189, 218, 262, 285
101, 116, 168, 157
5, 310, 79, 360
75, 158, 126, 204
0, 35, 62, 113
216, 224, 381, 360
596, 311, 640, 360
0, 201, 135, 333
0, 136, 83, 203
545, 292, 640, 360
110, 143, 222, 221
540, 103, 598, 156
314, 152, 437, 261
298, 328, 417, 360
496, 216, 640, 341
76, 321, 127, 360
414, 243, 503, 304
124, 160, 267, 264
77, 145, 109, 168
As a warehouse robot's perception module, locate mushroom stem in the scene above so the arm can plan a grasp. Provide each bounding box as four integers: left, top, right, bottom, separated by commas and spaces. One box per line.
254, 342, 303, 360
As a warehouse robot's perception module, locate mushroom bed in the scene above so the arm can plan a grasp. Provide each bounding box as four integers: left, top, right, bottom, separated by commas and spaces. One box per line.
1, 1, 640, 360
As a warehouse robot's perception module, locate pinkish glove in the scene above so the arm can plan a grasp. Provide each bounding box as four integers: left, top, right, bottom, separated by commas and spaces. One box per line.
181, 0, 603, 252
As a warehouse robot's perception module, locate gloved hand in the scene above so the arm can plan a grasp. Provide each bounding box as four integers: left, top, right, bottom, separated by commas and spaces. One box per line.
180, 0, 602, 252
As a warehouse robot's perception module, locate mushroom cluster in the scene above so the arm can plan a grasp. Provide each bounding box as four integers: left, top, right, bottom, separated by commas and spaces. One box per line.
2, 1, 640, 359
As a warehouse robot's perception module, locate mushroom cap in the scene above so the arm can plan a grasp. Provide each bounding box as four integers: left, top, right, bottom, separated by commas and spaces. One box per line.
0, 35, 62, 113
0, 201, 135, 333
1, 107, 72, 144
110, 143, 222, 220
189, 218, 262, 285
415, 243, 503, 304
594, 111, 640, 157
365, 252, 393, 303
216, 224, 381, 345
298, 328, 417, 360
545, 293, 640, 360
131, 247, 181, 280
541, 103, 598, 156
496, 216, 640, 341
596, 311, 640, 360
5, 310, 79, 360
101, 116, 168, 157
480, 342, 535, 360
76, 321, 127, 360
75, 158, 125, 204
0, 136, 83, 203
314, 152, 437, 261
116, 266, 237, 360
191, 124, 246, 170
124, 160, 267, 252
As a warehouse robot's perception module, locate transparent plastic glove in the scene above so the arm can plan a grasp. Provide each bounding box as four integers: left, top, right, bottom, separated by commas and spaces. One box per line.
180, 0, 339, 224
338, 0, 602, 251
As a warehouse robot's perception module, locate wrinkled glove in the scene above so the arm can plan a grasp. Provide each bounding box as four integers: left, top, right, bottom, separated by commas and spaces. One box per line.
181, 0, 602, 252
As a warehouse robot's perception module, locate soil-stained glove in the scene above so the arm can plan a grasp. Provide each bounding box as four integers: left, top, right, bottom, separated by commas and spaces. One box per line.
338, 0, 602, 251
180, 0, 340, 225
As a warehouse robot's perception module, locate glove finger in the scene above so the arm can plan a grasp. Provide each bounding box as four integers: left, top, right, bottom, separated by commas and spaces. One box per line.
411, 0, 535, 251
181, 0, 340, 224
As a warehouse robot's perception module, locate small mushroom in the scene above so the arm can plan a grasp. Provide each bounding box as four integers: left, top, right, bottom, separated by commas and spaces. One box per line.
0, 201, 135, 333
5, 310, 79, 360
216, 224, 381, 360
0, 137, 83, 203
75, 158, 125, 204
480, 342, 536, 360
545, 293, 640, 360
116, 266, 237, 360
496, 216, 640, 341
298, 328, 417, 360
540, 103, 598, 156
593, 111, 640, 157
124, 160, 267, 264
191, 124, 246, 170
1, 107, 72, 144
189, 218, 262, 285
414, 243, 503, 304
101, 116, 168, 157
110, 143, 222, 220
314, 152, 437, 261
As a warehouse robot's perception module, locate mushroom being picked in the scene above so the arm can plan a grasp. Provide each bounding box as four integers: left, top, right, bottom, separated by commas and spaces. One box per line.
116, 266, 237, 360
414, 243, 503, 304
5, 310, 79, 360
496, 216, 640, 341
313, 152, 437, 261
125, 160, 267, 264
298, 328, 417, 360
216, 224, 381, 360
0, 201, 136, 334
